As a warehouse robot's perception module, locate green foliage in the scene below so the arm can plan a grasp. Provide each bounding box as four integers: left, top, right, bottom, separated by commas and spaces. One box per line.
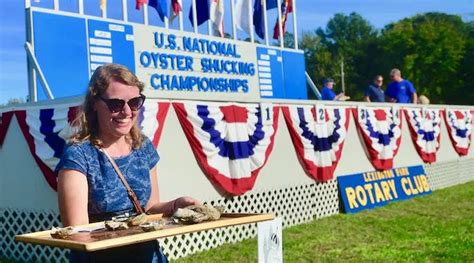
175, 181, 474, 262
303, 12, 473, 105
380, 13, 468, 104
308, 12, 378, 100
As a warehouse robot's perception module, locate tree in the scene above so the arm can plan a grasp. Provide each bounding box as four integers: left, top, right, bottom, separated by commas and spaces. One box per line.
452, 21, 474, 105
312, 12, 378, 100
380, 13, 468, 104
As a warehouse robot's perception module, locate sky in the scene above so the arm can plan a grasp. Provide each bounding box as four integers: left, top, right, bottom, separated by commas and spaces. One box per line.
0, 0, 473, 104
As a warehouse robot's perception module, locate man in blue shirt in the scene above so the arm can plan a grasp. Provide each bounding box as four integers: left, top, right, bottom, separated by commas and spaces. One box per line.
364, 75, 385, 102
385, 68, 418, 103
321, 78, 345, 101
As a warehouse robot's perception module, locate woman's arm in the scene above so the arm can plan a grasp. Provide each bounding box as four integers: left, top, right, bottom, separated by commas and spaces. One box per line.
57, 169, 89, 226
145, 166, 200, 216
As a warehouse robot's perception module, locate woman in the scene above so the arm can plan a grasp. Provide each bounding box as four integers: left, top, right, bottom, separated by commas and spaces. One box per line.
56, 64, 198, 262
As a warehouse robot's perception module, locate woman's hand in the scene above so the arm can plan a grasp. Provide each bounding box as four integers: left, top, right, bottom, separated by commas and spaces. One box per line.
167, 196, 201, 215
172, 196, 201, 211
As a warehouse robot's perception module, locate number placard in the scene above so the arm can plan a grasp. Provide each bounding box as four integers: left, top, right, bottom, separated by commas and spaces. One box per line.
391, 106, 400, 123
358, 106, 367, 121
260, 103, 273, 126
314, 104, 325, 123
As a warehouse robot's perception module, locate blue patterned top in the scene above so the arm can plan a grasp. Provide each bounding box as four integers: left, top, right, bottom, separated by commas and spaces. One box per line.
55, 137, 167, 263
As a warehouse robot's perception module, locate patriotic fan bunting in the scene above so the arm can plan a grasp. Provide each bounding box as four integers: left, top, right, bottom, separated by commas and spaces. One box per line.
138, 101, 170, 147
282, 105, 350, 182
0, 110, 14, 147
404, 108, 442, 163
443, 109, 472, 156
14, 101, 170, 191
173, 102, 279, 195
15, 105, 80, 190
353, 106, 403, 170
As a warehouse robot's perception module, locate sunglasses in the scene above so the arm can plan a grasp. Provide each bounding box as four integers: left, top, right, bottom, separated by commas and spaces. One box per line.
98, 94, 146, 113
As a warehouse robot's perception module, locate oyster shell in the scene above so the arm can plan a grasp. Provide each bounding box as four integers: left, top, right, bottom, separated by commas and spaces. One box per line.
50, 226, 74, 239
173, 204, 225, 224
104, 220, 129, 231
127, 213, 148, 226
139, 220, 165, 232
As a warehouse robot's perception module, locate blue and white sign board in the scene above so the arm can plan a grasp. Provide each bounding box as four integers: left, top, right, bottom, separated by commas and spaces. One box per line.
337, 165, 432, 213
28, 8, 307, 102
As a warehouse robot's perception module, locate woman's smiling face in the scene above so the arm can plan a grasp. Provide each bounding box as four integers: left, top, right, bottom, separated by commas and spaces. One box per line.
95, 80, 141, 141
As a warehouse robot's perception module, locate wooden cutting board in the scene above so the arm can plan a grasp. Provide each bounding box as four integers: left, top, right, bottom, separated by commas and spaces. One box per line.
15, 213, 274, 252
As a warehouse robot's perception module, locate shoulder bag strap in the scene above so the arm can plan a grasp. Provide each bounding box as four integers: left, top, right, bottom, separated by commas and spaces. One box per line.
99, 148, 145, 214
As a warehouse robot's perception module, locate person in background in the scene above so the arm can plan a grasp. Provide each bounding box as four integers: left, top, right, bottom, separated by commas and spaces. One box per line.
320, 78, 346, 101
56, 64, 199, 262
385, 68, 418, 104
364, 75, 385, 102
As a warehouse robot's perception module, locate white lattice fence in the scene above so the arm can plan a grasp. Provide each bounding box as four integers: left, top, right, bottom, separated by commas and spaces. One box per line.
424, 158, 474, 190
0, 208, 67, 262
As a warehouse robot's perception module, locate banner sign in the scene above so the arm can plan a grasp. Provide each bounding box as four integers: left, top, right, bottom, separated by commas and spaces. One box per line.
338, 165, 432, 213
134, 24, 260, 101
29, 9, 306, 101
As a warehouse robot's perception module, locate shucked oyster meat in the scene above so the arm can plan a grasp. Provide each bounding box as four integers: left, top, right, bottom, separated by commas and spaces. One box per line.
50, 226, 74, 239
173, 204, 225, 224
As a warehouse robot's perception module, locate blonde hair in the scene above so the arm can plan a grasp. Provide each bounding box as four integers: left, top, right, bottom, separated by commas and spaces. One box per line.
70, 64, 145, 149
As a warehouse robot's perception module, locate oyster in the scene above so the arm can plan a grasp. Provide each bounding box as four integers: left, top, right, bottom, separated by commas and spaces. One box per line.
139, 220, 165, 232
173, 204, 225, 224
127, 213, 148, 226
104, 220, 129, 231
50, 226, 74, 239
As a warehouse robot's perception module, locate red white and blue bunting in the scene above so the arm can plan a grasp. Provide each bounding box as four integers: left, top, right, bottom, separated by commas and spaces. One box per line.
173, 102, 279, 195
404, 108, 442, 163
13, 101, 170, 191
443, 109, 472, 156
138, 100, 170, 147
15, 105, 80, 190
282, 105, 350, 182
0, 110, 15, 147
353, 106, 403, 170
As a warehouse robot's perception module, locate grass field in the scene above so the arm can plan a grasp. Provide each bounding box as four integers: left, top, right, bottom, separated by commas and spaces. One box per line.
176, 181, 474, 262
2, 181, 473, 263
